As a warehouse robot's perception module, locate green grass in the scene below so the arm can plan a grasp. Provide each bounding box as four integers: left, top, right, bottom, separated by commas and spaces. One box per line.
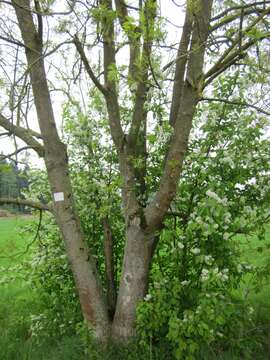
235, 226, 270, 358
0, 216, 270, 359
0, 216, 34, 267
0, 216, 40, 360
0, 215, 88, 360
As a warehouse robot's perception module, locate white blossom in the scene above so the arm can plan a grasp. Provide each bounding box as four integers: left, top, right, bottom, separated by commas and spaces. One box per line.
201, 268, 209, 281
144, 294, 152, 301
190, 247, 200, 255
204, 255, 214, 265
181, 280, 190, 286
177, 242, 184, 250
206, 190, 227, 205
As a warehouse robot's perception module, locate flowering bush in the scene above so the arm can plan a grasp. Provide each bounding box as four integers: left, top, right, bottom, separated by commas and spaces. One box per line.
137, 75, 269, 359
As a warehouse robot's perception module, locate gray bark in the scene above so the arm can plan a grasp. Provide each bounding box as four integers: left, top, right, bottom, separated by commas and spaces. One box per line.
112, 222, 156, 340
12, 0, 110, 339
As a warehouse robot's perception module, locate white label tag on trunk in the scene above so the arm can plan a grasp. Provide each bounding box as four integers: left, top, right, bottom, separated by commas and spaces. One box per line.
53, 192, 64, 202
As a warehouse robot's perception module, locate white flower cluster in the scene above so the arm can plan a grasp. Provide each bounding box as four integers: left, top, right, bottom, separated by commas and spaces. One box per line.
237, 263, 254, 273
190, 247, 200, 255
181, 280, 190, 286
182, 311, 194, 323
204, 255, 214, 265
144, 294, 152, 301
206, 190, 228, 205
177, 241, 184, 250
201, 268, 209, 281
217, 268, 229, 282
220, 156, 235, 168
201, 267, 229, 282
30, 313, 46, 337
224, 212, 231, 224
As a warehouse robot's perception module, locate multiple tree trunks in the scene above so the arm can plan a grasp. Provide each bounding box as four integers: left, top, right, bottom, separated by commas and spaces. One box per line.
6, 0, 265, 343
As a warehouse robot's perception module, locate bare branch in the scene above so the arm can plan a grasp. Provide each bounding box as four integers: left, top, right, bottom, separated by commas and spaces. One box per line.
0, 197, 52, 211
2, 0, 76, 16
211, 1, 270, 22
205, 7, 270, 86
201, 97, 270, 116
73, 35, 107, 96
0, 34, 26, 48
0, 146, 32, 161
0, 113, 44, 157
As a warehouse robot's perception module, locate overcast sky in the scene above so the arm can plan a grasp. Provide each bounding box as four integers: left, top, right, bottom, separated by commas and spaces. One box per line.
0, 1, 187, 167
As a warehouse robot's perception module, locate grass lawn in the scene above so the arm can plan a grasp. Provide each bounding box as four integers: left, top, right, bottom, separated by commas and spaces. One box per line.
0, 216, 269, 359
0, 216, 34, 267
235, 225, 270, 357
0, 215, 40, 360
0, 215, 87, 360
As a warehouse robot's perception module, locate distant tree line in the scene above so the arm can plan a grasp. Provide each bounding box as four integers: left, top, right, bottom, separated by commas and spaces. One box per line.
0, 158, 29, 213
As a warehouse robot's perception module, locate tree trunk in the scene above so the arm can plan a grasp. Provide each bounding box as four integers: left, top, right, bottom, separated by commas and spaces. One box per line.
103, 217, 117, 319
12, 0, 110, 340
112, 220, 155, 340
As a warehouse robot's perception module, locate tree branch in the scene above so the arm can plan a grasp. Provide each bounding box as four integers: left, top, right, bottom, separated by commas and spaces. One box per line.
0, 113, 44, 157
145, 0, 213, 231
169, 4, 193, 126
114, 0, 141, 81
0, 34, 26, 48
201, 97, 270, 116
128, 0, 157, 145
101, 0, 124, 151
73, 35, 107, 96
205, 7, 270, 86
0, 197, 52, 211
0, 146, 32, 161
211, 1, 270, 22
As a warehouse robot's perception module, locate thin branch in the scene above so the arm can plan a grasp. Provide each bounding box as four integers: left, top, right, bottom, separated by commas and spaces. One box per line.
211, 8, 268, 32
204, 32, 270, 87
205, 8, 270, 85
211, 1, 270, 21
0, 146, 32, 161
73, 35, 107, 96
4, 0, 76, 16
0, 34, 26, 48
201, 97, 270, 116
